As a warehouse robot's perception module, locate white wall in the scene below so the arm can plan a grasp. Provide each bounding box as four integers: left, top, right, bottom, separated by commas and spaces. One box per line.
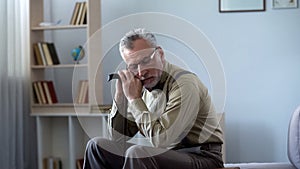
51, 0, 300, 163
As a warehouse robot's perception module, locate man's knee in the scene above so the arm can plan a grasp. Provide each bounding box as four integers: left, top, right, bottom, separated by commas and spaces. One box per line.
125, 145, 150, 158
86, 137, 108, 151
125, 145, 168, 158
87, 137, 127, 157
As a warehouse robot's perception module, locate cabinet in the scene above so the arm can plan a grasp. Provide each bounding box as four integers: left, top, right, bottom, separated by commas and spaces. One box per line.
36, 115, 108, 169
29, 0, 107, 168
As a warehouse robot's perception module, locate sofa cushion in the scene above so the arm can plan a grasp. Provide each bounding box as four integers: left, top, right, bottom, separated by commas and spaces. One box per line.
288, 105, 300, 169
225, 163, 295, 169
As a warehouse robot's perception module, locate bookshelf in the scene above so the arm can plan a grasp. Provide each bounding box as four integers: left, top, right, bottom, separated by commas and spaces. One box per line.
29, 0, 108, 168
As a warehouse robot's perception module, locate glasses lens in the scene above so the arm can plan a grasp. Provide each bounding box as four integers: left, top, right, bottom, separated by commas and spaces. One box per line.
127, 47, 157, 72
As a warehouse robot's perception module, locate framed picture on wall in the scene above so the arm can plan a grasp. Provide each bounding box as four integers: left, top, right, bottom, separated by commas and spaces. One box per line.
273, 0, 298, 9
219, 0, 265, 12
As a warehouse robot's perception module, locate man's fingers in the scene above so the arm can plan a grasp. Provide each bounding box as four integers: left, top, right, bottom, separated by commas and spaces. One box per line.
124, 71, 135, 80
118, 70, 134, 82
118, 70, 127, 81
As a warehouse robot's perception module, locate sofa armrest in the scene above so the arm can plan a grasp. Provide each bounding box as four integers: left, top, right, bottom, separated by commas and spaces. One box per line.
288, 105, 300, 169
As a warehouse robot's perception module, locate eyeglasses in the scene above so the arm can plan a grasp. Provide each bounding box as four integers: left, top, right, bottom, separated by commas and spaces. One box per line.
127, 47, 158, 73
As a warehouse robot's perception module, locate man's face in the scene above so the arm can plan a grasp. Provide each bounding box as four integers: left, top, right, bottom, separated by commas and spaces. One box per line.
122, 39, 165, 90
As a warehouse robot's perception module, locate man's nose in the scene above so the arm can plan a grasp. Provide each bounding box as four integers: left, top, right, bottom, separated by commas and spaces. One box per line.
137, 64, 146, 77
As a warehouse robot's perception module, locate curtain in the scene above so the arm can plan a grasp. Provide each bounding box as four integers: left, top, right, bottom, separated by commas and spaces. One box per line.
0, 0, 37, 169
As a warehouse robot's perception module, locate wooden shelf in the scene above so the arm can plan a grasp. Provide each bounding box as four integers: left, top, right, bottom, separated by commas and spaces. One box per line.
31, 103, 110, 116
32, 103, 89, 107
29, 0, 103, 168
31, 112, 109, 117
31, 24, 87, 31
32, 103, 88, 114
31, 64, 88, 69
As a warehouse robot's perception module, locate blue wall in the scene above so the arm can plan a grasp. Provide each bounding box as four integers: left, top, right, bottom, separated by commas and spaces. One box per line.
51, 0, 300, 163
101, 0, 300, 163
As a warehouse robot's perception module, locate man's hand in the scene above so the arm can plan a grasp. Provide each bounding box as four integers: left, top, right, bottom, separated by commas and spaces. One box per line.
117, 70, 142, 101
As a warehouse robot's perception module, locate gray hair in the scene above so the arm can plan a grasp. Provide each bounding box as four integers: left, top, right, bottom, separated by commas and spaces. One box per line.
119, 28, 157, 56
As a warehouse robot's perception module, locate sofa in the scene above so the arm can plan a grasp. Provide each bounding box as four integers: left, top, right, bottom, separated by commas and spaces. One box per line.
224, 105, 300, 169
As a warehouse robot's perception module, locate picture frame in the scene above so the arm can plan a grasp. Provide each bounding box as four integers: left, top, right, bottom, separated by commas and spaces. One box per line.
273, 0, 298, 9
219, 0, 266, 12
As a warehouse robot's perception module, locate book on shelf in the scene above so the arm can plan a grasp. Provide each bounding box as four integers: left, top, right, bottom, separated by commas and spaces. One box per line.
47, 43, 60, 65
82, 80, 89, 103
43, 157, 62, 169
37, 81, 47, 104
33, 43, 44, 65
32, 81, 58, 104
70, 2, 80, 25
76, 158, 84, 169
36, 42, 47, 65
45, 81, 58, 104
43, 81, 53, 104
75, 80, 88, 104
74, 80, 83, 103
75, 2, 84, 25
70, 2, 87, 25
32, 82, 42, 104
79, 2, 87, 25
42, 42, 53, 65
32, 42, 60, 66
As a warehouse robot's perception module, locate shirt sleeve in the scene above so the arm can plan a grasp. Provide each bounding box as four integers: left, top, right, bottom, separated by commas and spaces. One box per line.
129, 76, 201, 148
107, 101, 139, 141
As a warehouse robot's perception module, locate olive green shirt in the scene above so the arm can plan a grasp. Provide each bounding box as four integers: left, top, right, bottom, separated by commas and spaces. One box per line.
108, 62, 223, 149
